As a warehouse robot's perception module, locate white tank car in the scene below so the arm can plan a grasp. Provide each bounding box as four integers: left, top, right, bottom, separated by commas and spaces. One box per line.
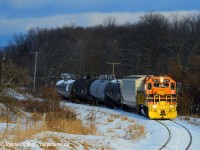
56, 79, 75, 98
90, 79, 110, 100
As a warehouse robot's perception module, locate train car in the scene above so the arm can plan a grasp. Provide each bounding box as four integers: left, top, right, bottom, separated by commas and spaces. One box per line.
56, 80, 65, 96
90, 79, 110, 100
104, 80, 121, 103
120, 75, 146, 108
71, 79, 96, 100
55, 79, 75, 98
121, 75, 177, 119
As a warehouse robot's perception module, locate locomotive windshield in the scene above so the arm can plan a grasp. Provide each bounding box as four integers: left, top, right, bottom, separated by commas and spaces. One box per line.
153, 82, 169, 88
161, 83, 169, 88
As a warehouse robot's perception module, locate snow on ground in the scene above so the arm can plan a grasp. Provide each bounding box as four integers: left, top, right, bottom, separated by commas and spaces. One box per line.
1, 88, 43, 101
59, 102, 168, 150
0, 89, 200, 150
175, 117, 200, 150
0, 103, 200, 150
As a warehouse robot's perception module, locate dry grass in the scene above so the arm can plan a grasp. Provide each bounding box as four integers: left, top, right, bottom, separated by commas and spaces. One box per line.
139, 125, 146, 135
51, 137, 61, 143
120, 116, 128, 121
47, 118, 96, 135
110, 114, 120, 119
11, 125, 48, 142
107, 118, 114, 122
40, 143, 57, 150
82, 142, 90, 150
128, 119, 135, 123
0, 116, 11, 123
0, 96, 25, 124
86, 112, 96, 123
0, 108, 96, 143
127, 124, 146, 139
0, 87, 97, 143
31, 112, 43, 122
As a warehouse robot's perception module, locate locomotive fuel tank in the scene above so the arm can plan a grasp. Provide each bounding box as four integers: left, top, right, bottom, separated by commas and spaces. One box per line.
71, 79, 96, 99
104, 80, 121, 103
90, 79, 110, 100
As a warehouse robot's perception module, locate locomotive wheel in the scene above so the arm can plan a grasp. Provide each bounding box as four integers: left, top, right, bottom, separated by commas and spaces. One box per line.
140, 105, 148, 116
138, 105, 142, 114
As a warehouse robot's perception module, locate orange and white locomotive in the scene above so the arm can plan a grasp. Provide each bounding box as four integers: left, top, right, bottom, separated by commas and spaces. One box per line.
121, 75, 177, 119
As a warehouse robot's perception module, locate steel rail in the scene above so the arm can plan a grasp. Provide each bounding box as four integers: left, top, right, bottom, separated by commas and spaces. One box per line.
156, 120, 171, 150
170, 120, 192, 150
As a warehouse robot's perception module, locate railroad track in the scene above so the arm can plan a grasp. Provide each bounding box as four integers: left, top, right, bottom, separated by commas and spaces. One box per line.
156, 120, 192, 150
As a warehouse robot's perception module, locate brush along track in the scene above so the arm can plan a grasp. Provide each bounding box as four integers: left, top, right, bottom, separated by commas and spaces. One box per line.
156, 120, 192, 150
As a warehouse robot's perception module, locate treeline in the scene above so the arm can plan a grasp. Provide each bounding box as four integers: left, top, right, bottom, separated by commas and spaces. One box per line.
1, 12, 200, 115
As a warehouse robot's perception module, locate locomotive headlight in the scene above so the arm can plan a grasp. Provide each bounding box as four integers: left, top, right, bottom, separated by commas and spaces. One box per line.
160, 77, 164, 83
170, 105, 174, 108
152, 105, 157, 112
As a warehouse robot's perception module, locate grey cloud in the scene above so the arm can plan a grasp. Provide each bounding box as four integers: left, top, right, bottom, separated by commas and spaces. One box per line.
0, 10, 199, 37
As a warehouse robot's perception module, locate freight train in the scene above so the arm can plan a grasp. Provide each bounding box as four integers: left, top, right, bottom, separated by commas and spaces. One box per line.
56, 75, 177, 119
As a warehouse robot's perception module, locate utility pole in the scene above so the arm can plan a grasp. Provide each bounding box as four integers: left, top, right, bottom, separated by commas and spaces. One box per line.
31, 52, 41, 91
107, 61, 121, 77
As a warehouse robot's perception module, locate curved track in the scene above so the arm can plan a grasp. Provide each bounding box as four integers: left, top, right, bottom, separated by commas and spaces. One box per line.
171, 120, 192, 149
156, 120, 171, 150
156, 120, 192, 150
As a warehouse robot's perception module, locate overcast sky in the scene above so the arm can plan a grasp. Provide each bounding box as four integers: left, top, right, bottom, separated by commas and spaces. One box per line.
0, 0, 200, 47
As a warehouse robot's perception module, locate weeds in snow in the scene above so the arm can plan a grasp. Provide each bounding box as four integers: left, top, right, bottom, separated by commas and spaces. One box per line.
126, 124, 146, 139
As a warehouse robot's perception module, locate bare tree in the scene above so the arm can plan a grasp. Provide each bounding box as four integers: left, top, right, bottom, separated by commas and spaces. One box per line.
103, 16, 117, 27
1, 59, 29, 88
136, 12, 169, 74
